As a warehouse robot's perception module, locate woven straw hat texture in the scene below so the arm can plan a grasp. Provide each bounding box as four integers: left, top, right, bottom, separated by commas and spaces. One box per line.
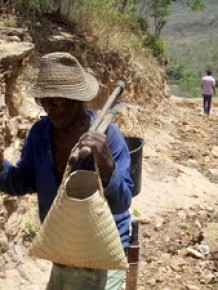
29, 170, 127, 270
28, 52, 99, 101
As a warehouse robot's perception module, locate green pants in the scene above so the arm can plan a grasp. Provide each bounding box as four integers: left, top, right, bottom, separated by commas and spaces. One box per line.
46, 264, 125, 290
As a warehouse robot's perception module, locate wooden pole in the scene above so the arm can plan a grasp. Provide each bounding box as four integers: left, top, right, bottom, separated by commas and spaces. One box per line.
125, 219, 140, 290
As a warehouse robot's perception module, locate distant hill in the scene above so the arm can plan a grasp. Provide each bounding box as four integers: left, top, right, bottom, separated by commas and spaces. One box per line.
163, 0, 218, 75
159, 0, 218, 96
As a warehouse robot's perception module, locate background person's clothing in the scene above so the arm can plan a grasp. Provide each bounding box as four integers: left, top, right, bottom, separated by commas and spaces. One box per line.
201, 75, 215, 95
0, 110, 133, 248
46, 265, 125, 290
203, 94, 212, 115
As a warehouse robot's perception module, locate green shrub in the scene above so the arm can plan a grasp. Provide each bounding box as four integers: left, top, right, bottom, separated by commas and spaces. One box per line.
167, 60, 200, 97
167, 61, 186, 81
146, 34, 165, 57
178, 70, 199, 97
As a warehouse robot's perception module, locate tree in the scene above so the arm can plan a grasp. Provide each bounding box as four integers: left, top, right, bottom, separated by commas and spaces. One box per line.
150, 0, 171, 35
121, 0, 205, 35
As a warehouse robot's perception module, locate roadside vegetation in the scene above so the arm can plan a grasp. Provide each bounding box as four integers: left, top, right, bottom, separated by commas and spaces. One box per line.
0, 0, 150, 59
163, 0, 218, 97
0, 0, 204, 58
0, 0, 210, 98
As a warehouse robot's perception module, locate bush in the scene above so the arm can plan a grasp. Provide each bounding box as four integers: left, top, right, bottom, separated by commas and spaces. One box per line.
167, 60, 200, 97
167, 61, 186, 81
146, 34, 165, 57
178, 70, 199, 97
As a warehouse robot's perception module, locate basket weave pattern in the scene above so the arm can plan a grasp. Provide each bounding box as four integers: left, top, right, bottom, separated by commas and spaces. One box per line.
29, 170, 127, 270
28, 52, 99, 101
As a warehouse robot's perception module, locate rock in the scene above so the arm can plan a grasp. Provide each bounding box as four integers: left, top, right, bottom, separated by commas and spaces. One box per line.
186, 247, 203, 259
177, 210, 187, 220
196, 244, 210, 256
154, 222, 162, 231
8, 35, 21, 42
4, 212, 22, 239
160, 253, 171, 265
178, 248, 189, 257
0, 256, 5, 272
0, 230, 9, 253
203, 223, 218, 253
3, 196, 18, 217
212, 146, 218, 158
200, 273, 215, 285
142, 231, 151, 238
170, 258, 187, 272
0, 40, 34, 65
138, 217, 152, 224
208, 169, 218, 183
195, 220, 202, 229
185, 285, 200, 290
147, 278, 157, 286
1, 26, 26, 40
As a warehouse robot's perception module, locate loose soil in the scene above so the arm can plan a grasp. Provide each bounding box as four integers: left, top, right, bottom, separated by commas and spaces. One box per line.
133, 96, 218, 290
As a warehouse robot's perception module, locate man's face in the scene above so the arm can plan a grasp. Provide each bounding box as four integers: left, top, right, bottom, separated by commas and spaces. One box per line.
36, 97, 81, 129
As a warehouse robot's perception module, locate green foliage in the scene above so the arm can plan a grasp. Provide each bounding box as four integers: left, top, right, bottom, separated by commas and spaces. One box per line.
135, 0, 204, 35
178, 70, 199, 97
132, 209, 141, 217
164, 0, 218, 98
0, 0, 146, 39
147, 34, 166, 56
167, 61, 186, 80
63, 0, 143, 36
130, 34, 144, 53
150, 0, 171, 35
185, 0, 205, 10
167, 60, 200, 97
24, 221, 37, 236
0, 0, 48, 16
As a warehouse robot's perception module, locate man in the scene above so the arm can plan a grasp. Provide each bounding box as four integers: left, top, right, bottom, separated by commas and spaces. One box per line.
201, 70, 216, 116
0, 52, 133, 289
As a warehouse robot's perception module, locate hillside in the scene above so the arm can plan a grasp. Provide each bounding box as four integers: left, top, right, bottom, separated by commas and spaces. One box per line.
163, 0, 218, 77
0, 4, 218, 290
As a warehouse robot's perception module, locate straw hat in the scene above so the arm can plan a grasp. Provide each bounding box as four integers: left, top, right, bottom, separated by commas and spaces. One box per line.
28, 52, 99, 101
29, 170, 128, 270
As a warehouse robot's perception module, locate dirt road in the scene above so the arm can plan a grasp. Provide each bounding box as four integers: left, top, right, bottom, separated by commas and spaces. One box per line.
131, 96, 218, 290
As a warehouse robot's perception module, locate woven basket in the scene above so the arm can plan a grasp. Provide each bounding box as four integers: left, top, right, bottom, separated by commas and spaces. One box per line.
29, 170, 127, 270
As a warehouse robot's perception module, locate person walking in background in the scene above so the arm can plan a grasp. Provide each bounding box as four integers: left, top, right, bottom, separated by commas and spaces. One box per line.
201, 70, 216, 116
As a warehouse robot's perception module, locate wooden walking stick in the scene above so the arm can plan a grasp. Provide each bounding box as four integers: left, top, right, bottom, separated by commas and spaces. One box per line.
126, 219, 140, 290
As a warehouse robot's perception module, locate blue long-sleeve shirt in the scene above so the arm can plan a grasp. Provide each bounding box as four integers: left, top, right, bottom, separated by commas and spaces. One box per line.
0, 111, 133, 248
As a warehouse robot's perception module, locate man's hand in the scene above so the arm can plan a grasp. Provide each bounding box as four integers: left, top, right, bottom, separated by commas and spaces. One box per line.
79, 131, 114, 180
0, 110, 5, 171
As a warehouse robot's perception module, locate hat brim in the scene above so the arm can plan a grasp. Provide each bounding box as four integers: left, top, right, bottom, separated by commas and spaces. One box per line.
27, 72, 99, 102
